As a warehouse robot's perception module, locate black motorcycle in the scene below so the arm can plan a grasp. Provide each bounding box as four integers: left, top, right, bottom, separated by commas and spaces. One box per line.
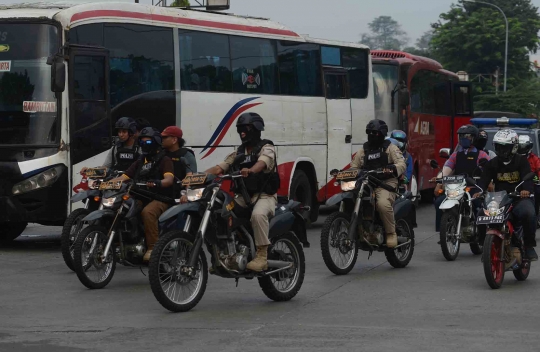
148, 171, 309, 312
320, 168, 415, 275
72, 179, 175, 289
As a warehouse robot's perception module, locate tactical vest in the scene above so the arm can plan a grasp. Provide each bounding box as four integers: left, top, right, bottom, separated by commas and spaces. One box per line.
363, 140, 392, 179
113, 142, 140, 172
454, 149, 479, 176
231, 139, 280, 197
166, 148, 195, 197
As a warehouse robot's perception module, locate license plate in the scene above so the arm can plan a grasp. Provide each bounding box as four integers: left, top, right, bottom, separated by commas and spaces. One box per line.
443, 175, 464, 183
182, 173, 207, 186
477, 215, 504, 224
85, 167, 107, 178
99, 180, 123, 190
336, 169, 359, 180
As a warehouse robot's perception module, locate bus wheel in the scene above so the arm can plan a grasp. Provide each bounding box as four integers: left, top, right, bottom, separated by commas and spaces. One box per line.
290, 170, 317, 224
0, 222, 28, 244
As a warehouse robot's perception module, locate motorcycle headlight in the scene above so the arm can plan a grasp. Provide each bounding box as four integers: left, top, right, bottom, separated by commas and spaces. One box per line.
187, 188, 204, 202
102, 197, 117, 207
446, 189, 462, 199
340, 181, 357, 192
12, 165, 63, 195
484, 201, 503, 216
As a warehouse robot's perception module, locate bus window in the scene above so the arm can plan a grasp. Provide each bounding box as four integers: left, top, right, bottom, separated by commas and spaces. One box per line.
321, 46, 341, 66
230, 36, 278, 95
341, 47, 368, 99
454, 84, 471, 115
325, 73, 349, 99
277, 41, 322, 97
179, 30, 232, 93
372, 64, 399, 132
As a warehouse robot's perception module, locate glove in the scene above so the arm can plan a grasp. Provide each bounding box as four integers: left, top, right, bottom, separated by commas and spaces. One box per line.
330, 169, 340, 176
148, 179, 162, 188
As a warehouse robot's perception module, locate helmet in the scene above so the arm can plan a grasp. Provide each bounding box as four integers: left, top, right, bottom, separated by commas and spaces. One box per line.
115, 117, 137, 135
493, 129, 519, 162
474, 129, 488, 150
457, 124, 479, 149
390, 130, 407, 152
236, 112, 264, 144
518, 134, 534, 155
385, 137, 404, 150
138, 127, 162, 146
366, 119, 388, 136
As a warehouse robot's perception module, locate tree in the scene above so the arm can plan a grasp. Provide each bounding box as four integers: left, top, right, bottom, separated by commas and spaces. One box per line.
430, 0, 540, 92
171, 0, 190, 7
360, 16, 409, 50
475, 78, 540, 117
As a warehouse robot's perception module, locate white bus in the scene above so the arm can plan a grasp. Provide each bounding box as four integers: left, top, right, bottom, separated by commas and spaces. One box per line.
0, 1, 375, 241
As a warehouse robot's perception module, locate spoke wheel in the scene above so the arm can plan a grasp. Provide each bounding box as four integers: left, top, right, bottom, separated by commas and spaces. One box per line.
73, 225, 116, 289
385, 218, 415, 268
149, 231, 207, 312
440, 211, 460, 261
61, 208, 90, 272
482, 234, 505, 289
320, 212, 358, 275
259, 232, 305, 301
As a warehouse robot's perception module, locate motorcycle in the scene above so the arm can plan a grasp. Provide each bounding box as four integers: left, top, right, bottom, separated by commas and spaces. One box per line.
429, 160, 484, 261
471, 172, 535, 289
72, 178, 176, 289
148, 169, 309, 312
60, 167, 108, 272
320, 168, 415, 275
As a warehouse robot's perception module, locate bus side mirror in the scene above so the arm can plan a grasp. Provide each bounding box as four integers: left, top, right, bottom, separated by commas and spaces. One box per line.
50, 57, 65, 93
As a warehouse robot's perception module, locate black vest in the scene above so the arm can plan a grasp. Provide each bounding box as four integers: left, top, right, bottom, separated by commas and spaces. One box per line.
363, 140, 391, 170
166, 148, 195, 197
113, 142, 140, 172
454, 149, 479, 176
231, 139, 280, 197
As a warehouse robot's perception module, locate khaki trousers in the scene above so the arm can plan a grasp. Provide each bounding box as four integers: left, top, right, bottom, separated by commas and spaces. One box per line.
374, 179, 398, 236
235, 194, 276, 246
141, 200, 170, 250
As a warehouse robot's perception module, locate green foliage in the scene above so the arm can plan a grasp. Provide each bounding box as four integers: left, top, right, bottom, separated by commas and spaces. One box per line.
361, 16, 408, 50
171, 0, 190, 7
431, 0, 540, 93
475, 78, 540, 116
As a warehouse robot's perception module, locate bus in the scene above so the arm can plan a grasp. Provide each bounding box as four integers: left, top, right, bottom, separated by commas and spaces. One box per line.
0, 2, 376, 241
371, 50, 473, 200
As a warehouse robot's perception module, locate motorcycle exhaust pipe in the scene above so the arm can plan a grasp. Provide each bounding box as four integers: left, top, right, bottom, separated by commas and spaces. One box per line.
267, 260, 292, 269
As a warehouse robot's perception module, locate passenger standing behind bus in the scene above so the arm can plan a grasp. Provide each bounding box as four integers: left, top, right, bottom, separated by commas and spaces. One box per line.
161, 126, 197, 198
80, 117, 140, 174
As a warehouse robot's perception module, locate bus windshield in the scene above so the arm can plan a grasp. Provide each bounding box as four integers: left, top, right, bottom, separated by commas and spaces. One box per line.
0, 23, 59, 146
372, 63, 399, 132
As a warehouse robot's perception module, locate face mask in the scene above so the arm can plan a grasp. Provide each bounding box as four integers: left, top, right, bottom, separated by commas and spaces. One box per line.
237, 125, 260, 145
460, 138, 472, 149
368, 133, 384, 145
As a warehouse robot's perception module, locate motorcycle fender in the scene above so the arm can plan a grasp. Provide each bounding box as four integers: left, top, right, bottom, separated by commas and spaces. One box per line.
70, 191, 88, 203
393, 197, 413, 220
486, 229, 505, 240
159, 202, 199, 224
326, 192, 353, 207
82, 209, 115, 221
440, 199, 459, 210
269, 212, 295, 238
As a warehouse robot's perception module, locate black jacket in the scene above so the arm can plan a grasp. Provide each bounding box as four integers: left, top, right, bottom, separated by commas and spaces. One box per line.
478, 154, 533, 194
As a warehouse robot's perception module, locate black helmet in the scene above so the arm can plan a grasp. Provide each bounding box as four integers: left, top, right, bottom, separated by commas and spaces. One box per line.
115, 117, 137, 135
457, 124, 479, 140
366, 119, 388, 136
236, 112, 265, 131
138, 127, 162, 146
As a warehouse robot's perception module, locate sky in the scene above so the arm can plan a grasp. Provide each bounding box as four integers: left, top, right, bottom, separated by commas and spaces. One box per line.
2, 0, 540, 59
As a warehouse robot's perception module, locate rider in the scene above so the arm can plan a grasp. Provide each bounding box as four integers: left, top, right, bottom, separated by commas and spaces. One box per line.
474, 129, 538, 261
390, 130, 412, 185
475, 129, 497, 159
433, 124, 489, 232
517, 134, 540, 216
161, 126, 197, 198
200, 112, 279, 272
80, 117, 140, 174
350, 120, 406, 248
121, 127, 175, 262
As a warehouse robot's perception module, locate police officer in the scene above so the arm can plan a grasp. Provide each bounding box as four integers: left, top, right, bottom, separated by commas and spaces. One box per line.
201, 112, 279, 272
120, 127, 175, 261
350, 120, 406, 248
161, 126, 197, 198
80, 117, 140, 174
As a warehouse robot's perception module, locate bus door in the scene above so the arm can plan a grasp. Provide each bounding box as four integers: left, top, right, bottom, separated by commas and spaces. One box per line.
450, 81, 473, 145
324, 69, 352, 195
68, 45, 111, 206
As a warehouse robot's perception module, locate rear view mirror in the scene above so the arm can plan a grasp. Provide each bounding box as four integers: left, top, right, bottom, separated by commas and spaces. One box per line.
439, 148, 451, 159
523, 172, 535, 182
430, 160, 439, 169
466, 177, 477, 187
49, 56, 65, 93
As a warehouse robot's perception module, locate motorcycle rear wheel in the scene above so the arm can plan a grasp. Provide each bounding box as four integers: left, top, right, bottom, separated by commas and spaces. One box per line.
148, 231, 208, 313
440, 210, 460, 261
61, 208, 90, 272
513, 260, 531, 281
482, 234, 505, 289
320, 212, 358, 275
259, 232, 305, 302
385, 218, 415, 268
469, 242, 483, 255
73, 225, 116, 289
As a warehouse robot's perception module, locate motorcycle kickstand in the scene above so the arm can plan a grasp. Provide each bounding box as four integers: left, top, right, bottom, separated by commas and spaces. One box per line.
361, 235, 375, 258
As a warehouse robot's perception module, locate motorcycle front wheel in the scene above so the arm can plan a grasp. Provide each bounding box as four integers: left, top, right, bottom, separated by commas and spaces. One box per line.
148, 231, 208, 313
320, 212, 358, 275
259, 231, 305, 302
61, 208, 91, 272
73, 225, 116, 289
482, 234, 505, 289
440, 210, 461, 261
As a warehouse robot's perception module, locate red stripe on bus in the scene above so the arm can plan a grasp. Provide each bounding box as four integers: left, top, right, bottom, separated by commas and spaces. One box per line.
71, 10, 301, 37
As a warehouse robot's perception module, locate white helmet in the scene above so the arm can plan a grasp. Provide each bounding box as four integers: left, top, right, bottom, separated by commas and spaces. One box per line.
493, 129, 519, 162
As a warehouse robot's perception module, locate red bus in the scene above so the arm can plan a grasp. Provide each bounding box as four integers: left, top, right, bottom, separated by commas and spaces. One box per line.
371, 50, 473, 199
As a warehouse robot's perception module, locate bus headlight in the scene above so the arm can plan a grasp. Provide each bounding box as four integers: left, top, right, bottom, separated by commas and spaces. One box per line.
12, 165, 63, 195
341, 181, 357, 192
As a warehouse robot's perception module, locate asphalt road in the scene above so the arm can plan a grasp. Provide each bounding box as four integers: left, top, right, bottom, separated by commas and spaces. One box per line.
1, 204, 540, 352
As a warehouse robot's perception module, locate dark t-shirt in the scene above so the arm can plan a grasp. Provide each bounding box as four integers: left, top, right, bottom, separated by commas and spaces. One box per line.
124, 156, 174, 180
478, 155, 533, 194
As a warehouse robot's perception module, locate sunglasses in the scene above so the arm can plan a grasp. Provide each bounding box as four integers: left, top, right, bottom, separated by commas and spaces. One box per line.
139, 140, 154, 146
